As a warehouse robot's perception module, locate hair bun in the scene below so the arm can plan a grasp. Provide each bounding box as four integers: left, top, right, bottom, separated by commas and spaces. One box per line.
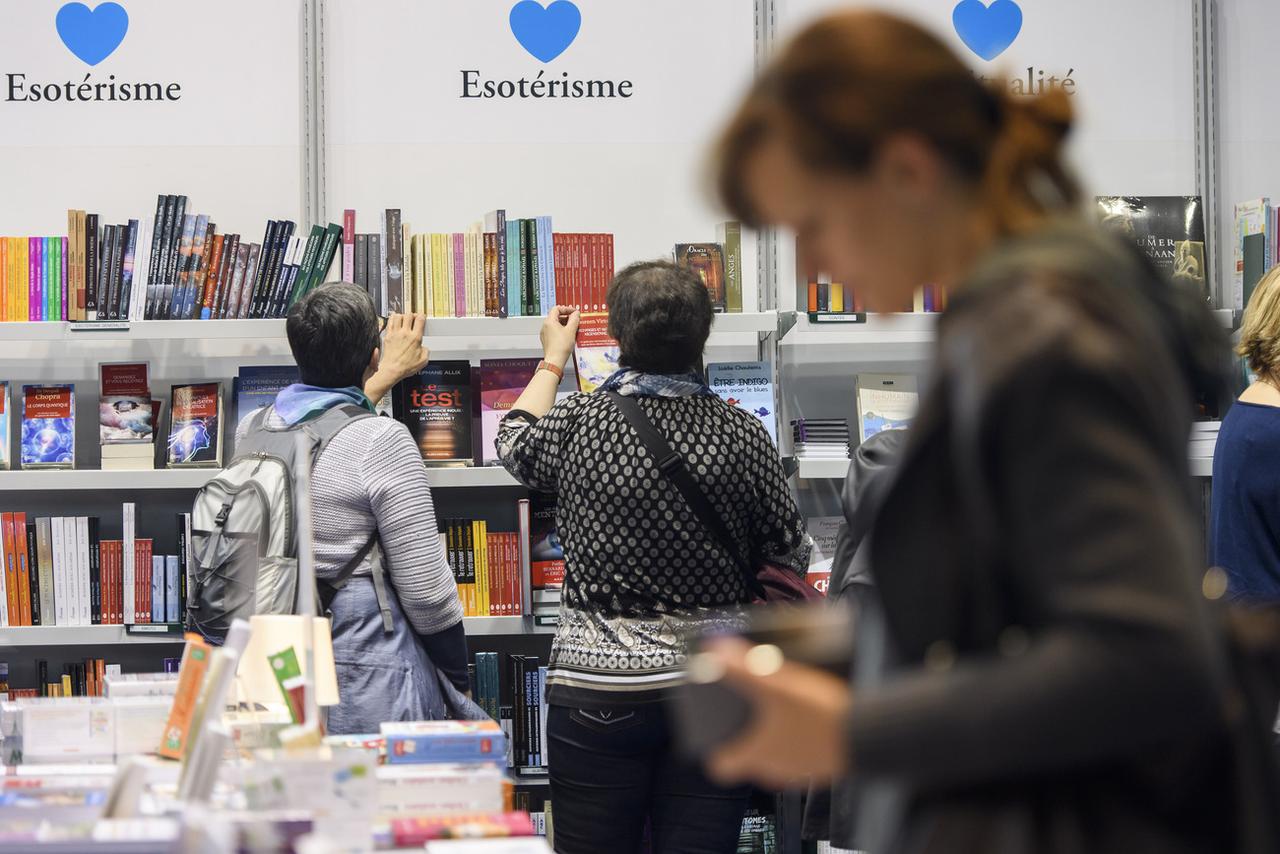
982, 86, 1078, 232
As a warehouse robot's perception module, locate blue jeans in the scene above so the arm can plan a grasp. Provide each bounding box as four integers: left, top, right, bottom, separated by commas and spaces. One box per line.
547, 703, 751, 854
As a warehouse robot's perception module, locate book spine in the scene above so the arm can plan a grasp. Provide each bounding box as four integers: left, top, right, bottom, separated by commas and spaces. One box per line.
65, 211, 76, 322
496, 211, 508, 318
88, 517, 101, 625
354, 233, 369, 293
268, 223, 297, 317
538, 216, 554, 312
144, 196, 166, 318
453, 234, 466, 318
119, 220, 139, 320
76, 517, 88, 626
386, 210, 404, 313
293, 225, 324, 308
199, 232, 224, 320
342, 210, 356, 282
162, 196, 186, 314
123, 502, 135, 624
109, 225, 126, 320
313, 224, 343, 296
215, 233, 240, 319
27, 237, 37, 322
249, 220, 277, 318
518, 222, 531, 317
60, 236, 68, 321
258, 222, 286, 318
238, 244, 261, 319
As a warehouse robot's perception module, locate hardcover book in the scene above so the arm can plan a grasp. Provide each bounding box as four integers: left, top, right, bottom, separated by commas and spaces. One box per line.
572, 312, 620, 394
394, 361, 475, 467
167, 383, 222, 468
1096, 196, 1207, 300
479, 358, 541, 466
855, 374, 918, 443
707, 362, 777, 445
99, 362, 153, 444
674, 243, 728, 311
21, 384, 75, 469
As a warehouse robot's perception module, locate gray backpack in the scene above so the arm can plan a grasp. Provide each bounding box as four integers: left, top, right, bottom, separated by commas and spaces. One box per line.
186, 404, 394, 644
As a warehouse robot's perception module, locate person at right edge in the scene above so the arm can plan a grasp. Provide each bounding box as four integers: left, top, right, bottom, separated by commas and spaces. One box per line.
693, 10, 1263, 854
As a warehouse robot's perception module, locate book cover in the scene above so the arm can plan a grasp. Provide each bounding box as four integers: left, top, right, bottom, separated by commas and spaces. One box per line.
572, 312, 620, 394
674, 243, 728, 312
529, 493, 564, 589
394, 361, 474, 467
479, 358, 540, 466
167, 383, 222, 468
21, 385, 75, 469
312, 222, 344, 296
0, 381, 8, 470
707, 362, 777, 445
1096, 196, 1207, 300
386, 209, 404, 313
99, 362, 152, 444
233, 365, 299, 432
804, 516, 842, 596
1234, 198, 1272, 312
855, 374, 918, 443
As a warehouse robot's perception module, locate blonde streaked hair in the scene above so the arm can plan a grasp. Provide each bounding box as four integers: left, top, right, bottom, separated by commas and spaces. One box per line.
1239, 265, 1280, 381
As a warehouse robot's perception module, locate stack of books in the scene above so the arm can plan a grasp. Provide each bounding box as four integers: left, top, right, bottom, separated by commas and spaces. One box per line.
791, 418, 852, 461
99, 362, 157, 471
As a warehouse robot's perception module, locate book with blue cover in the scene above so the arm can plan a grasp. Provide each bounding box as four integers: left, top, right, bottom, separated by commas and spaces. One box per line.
707, 362, 777, 445
0, 381, 9, 471
20, 384, 75, 469
232, 365, 300, 433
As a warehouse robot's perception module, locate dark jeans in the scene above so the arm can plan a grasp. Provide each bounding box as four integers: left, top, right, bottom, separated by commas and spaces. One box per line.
547, 703, 750, 854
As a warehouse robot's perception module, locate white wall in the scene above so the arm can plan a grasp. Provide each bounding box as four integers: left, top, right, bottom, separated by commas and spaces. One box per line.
0, 0, 305, 236
323, 0, 761, 306
1215, 0, 1280, 311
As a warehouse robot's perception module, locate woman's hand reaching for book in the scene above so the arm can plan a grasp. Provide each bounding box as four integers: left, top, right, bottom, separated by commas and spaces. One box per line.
541, 305, 581, 368
701, 636, 852, 789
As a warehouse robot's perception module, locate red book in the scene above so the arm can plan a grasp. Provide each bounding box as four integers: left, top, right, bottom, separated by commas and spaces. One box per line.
390, 812, 534, 847
604, 234, 615, 307
509, 532, 522, 616
342, 210, 356, 282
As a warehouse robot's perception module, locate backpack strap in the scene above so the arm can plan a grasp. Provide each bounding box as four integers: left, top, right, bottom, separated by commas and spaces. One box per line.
603, 392, 761, 596
302, 404, 396, 634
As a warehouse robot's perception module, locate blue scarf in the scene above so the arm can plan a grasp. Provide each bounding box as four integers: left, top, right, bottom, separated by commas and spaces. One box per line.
597, 369, 713, 398
274, 384, 375, 426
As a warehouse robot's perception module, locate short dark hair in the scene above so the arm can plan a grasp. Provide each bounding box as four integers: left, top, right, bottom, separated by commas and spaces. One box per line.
607, 261, 713, 374
286, 283, 380, 388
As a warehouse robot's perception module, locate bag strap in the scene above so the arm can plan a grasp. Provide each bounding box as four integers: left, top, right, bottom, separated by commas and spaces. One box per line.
603, 392, 757, 587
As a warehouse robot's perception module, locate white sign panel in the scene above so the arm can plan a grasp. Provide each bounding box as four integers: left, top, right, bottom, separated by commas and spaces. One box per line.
325, 0, 760, 304
0, 0, 305, 233
775, 0, 1197, 196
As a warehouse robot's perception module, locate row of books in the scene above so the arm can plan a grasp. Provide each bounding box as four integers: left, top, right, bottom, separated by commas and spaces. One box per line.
471, 652, 548, 773
9, 658, 114, 699
1232, 197, 1280, 311
0, 507, 188, 627
444, 520, 525, 618
806, 279, 949, 316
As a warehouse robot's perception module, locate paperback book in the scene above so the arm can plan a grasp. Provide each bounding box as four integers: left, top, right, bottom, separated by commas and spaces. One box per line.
1096, 196, 1207, 300
20, 384, 75, 469
674, 243, 728, 312
707, 362, 777, 445
98, 362, 153, 444
0, 381, 8, 471
231, 365, 300, 434
572, 312, 620, 394
395, 361, 475, 467
855, 374, 918, 443
527, 493, 564, 590
167, 383, 223, 468
479, 358, 541, 466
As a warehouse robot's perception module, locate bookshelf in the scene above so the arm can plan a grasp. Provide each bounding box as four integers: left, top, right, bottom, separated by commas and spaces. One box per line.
0, 467, 522, 491
0, 617, 553, 646
795, 453, 1216, 481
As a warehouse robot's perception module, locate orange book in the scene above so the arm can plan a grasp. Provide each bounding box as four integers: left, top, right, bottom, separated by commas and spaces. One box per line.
2, 512, 19, 625
0, 237, 8, 322
807, 281, 818, 312
158, 633, 212, 760
14, 513, 31, 626
96, 659, 105, 697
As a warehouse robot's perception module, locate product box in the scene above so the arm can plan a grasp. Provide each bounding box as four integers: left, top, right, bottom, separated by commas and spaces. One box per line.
380, 720, 508, 766
7, 698, 115, 764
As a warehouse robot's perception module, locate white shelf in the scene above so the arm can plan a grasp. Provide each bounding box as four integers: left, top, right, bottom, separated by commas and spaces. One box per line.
0, 625, 185, 646
0, 469, 218, 491
0, 466, 519, 491
462, 616, 555, 636
0, 312, 779, 353
797, 454, 1217, 480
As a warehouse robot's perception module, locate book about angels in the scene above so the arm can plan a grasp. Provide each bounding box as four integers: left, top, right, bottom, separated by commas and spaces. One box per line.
572, 312, 620, 394
99, 362, 153, 444
167, 383, 223, 468
21, 384, 76, 469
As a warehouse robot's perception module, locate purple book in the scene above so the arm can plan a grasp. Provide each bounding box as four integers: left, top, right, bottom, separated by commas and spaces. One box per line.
61, 236, 69, 321
29, 237, 40, 322
479, 358, 540, 465
453, 233, 466, 318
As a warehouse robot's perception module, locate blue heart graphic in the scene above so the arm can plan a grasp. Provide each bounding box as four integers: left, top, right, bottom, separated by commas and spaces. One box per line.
509, 0, 581, 64
952, 0, 1022, 61
56, 2, 129, 67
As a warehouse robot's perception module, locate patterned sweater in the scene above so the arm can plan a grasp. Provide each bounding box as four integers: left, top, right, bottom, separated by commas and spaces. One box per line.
497, 391, 809, 707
